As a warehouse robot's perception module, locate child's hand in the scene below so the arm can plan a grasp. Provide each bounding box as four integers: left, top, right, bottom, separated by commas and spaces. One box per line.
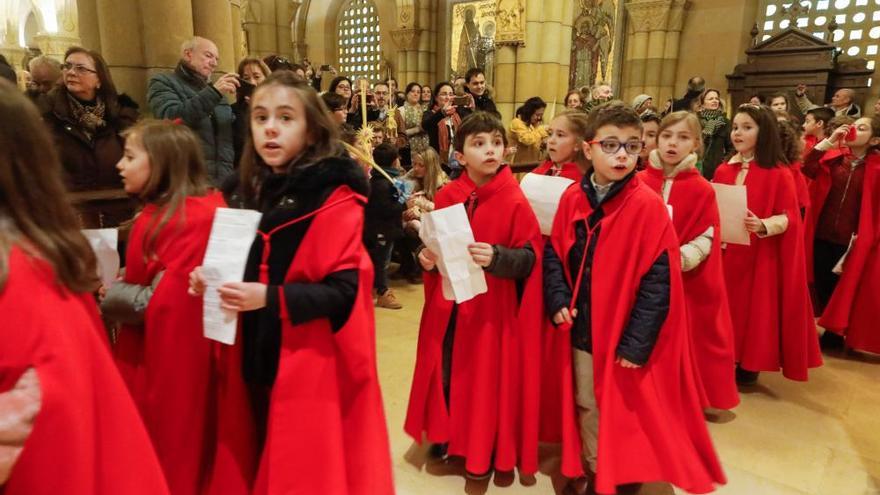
616, 356, 642, 369
468, 242, 494, 267
188, 266, 207, 296
553, 307, 578, 325
217, 282, 267, 312
744, 210, 766, 234
829, 124, 850, 144
419, 248, 438, 271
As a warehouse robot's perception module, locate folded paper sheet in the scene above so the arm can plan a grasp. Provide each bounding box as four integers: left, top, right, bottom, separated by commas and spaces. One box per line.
712, 183, 750, 246
202, 208, 262, 345
82, 228, 119, 289
419, 203, 487, 303
520, 173, 575, 235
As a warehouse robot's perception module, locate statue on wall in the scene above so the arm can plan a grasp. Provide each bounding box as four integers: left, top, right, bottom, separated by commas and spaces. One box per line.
496, 0, 525, 45
570, 0, 616, 90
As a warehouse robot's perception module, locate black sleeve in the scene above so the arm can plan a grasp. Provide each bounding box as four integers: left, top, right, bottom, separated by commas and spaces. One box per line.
616, 251, 670, 365
542, 241, 572, 319
265, 269, 358, 332
485, 241, 535, 279
484, 99, 501, 120
422, 109, 444, 130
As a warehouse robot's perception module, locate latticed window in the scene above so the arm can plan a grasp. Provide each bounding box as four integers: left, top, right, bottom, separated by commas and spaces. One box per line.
757, 0, 880, 80
337, 0, 382, 82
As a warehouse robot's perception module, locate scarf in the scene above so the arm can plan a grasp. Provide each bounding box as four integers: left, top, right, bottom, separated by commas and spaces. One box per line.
435, 106, 462, 162
66, 92, 106, 140
699, 109, 727, 138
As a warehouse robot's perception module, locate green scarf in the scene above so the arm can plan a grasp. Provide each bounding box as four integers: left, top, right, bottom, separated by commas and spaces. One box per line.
700, 109, 727, 138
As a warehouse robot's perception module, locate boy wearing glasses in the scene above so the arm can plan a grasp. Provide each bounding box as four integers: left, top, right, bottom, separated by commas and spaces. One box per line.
543, 104, 724, 495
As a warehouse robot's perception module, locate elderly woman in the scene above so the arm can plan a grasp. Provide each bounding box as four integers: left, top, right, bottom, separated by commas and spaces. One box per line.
39, 46, 139, 228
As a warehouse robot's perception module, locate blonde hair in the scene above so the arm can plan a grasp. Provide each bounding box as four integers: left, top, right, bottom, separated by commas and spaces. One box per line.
659, 111, 704, 157
413, 147, 447, 200
552, 109, 591, 171
122, 120, 210, 259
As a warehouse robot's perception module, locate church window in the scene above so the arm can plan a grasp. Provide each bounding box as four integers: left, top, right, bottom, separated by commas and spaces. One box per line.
337, 0, 382, 82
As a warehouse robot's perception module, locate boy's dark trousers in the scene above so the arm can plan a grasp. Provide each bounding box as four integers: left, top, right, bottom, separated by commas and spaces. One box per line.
367, 235, 394, 295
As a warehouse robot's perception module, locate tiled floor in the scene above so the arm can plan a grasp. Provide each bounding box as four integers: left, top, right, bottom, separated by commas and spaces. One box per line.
374, 279, 880, 495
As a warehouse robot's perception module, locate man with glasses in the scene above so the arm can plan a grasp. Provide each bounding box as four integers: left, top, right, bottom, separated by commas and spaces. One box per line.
347, 81, 391, 130
148, 36, 238, 184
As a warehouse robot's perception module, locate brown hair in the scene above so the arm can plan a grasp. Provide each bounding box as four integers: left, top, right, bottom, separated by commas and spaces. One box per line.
584, 101, 642, 142
776, 120, 803, 165
122, 120, 211, 259
564, 89, 584, 109
734, 104, 787, 168
659, 111, 704, 157
0, 80, 97, 292
236, 57, 271, 79
239, 71, 341, 206
699, 89, 724, 111
64, 46, 119, 107
552, 109, 591, 170
453, 111, 508, 153
412, 147, 447, 199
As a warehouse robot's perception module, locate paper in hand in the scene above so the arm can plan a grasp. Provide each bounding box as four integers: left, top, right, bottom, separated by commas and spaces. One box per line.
520, 173, 575, 235
419, 203, 487, 303
201, 208, 262, 345
82, 229, 120, 289
712, 183, 750, 246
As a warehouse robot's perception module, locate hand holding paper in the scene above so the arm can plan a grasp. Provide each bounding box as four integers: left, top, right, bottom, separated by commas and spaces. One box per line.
711, 183, 750, 246
82, 229, 120, 289
419, 203, 487, 303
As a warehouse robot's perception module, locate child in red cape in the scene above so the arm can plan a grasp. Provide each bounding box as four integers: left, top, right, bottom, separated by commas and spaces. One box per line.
544, 104, 724, 495
778, 120, 811, 216
804, 116, 880, 353
637, 111, 739, 411
405, 112, 544, 479
105, 120, 256, 495
0, 83, 169, 494
712, 104, 822, 385
801, 107, 834, 159
530, 110, 590, 450
190, 72, 394, 495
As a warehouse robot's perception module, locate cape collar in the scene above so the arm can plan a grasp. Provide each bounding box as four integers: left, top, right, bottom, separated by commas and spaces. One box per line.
726, 153, 753, 168
456, 164, 513, 201
580, 169, 636, 210
648, 150, 699, 178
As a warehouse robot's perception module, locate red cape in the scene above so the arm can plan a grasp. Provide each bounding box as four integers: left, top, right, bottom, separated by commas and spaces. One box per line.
529, 162, 586, 465
789, 162, 811, 211
713, 163, 822, 380
252, 186, 394, 495
114, 192, 257, 495
548, 177, 725, 493
405, 166, 544, 475
819, 157, 880, 353
531, 160, 584, 181
0, 247, 169, 495
638, 167, 739, 410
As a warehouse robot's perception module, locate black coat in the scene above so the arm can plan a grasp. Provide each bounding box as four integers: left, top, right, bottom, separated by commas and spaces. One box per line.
700, 118, 732, 180
364, 167, 404, 244
234, 156, 370, 385
543, 172, 671, 365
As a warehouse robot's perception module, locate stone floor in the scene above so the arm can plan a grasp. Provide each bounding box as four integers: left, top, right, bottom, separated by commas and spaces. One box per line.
374, 278, 880, 495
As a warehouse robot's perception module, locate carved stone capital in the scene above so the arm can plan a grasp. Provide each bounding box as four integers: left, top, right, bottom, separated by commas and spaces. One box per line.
625, 0, 689, 34
34, 33, 82, 59
391, 28, 422, 51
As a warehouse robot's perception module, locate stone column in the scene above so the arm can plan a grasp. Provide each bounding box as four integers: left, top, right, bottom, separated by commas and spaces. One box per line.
230, 0, 246, 63
34, 0, 82, 59
192, 0, 235, 73
276, 0, 293, 59
96, 0, 147, 106
243, 0, 278, 59
77, 0, 102, 51
622, 0, 689, 105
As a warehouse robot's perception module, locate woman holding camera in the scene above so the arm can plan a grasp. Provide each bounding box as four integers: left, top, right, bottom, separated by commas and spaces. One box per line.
422, 81, 472, 170
507, 96, 549, 166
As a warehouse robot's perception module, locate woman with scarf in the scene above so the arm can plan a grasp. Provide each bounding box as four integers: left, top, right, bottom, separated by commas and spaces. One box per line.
698, 89, 732, 180
395, 82, 430, 168
422, 81, 472, 171
39, 46, 139, 228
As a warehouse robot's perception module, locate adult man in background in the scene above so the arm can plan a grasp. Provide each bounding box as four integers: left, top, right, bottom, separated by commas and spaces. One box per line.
27, 56, 62, 97
464, 67, 500, 119
148, 36, 237, 184
795, 83, 861, 118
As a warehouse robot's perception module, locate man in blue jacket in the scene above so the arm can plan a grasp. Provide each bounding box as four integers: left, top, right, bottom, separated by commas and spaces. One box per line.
148, 36, 238, 184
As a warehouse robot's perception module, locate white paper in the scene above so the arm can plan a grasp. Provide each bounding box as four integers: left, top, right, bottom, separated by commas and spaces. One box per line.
832, 234, 857, 275
82, 228, 119, 289
712, 183, 751, 246
201, 208, 262, 345
419, 203, 487, 303
520, 174, 575, 235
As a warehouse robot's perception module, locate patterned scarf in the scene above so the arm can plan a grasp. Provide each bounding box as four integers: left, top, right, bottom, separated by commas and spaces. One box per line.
700, 109, 727, 138
66, 91, 106, 140
435, 106, 462, 162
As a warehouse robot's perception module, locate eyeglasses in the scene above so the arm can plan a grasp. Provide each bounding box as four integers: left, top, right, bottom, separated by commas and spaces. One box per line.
61, 63, 97, 75
588, 138, 644, 155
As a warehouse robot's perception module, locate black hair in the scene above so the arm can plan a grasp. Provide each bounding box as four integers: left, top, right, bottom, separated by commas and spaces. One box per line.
372, 142, 400, 168
453, 111, 508, 153
734, 104, 787, 168
404, 82, 422, 95
329, 75, 353, 94
585, 102, 642, 141
640, 112, 662, 126
806, 107, 835, 132
515, 96, 547, 124
465, 67, 484, 83
321, 92, 346, 111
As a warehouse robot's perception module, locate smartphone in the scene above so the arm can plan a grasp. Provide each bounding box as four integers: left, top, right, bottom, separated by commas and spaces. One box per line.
320, 64, 331, 71
453, 95, 470, 106
237, 80, 255, 100
845, 125, 857, 142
